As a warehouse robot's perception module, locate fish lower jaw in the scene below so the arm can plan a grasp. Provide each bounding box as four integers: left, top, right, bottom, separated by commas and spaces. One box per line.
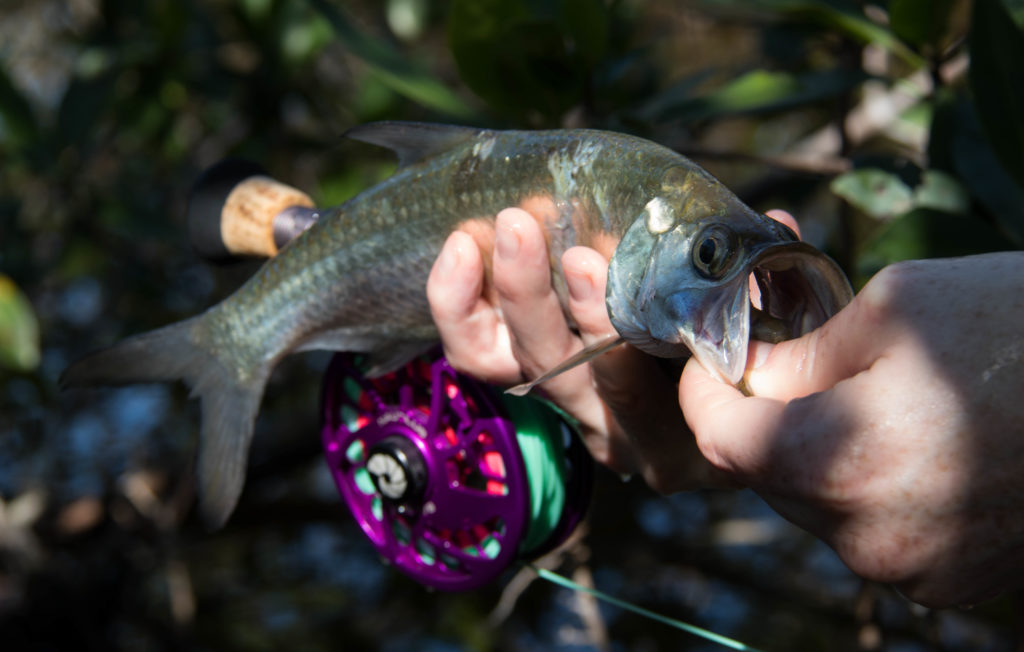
691, 339, 747, 385
624, 336, 692, 360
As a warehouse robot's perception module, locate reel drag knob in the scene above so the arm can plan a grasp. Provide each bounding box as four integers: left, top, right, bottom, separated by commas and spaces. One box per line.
321, 353, 591, 592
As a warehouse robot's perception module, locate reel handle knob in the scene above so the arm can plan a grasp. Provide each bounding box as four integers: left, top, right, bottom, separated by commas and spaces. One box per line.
187, 159, 318, 261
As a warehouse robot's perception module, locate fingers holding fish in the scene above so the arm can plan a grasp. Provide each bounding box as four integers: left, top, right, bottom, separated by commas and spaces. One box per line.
563, 246, 730, 490
492, 209, 580, 383
428, 229, 520, 385
488, 211, 636, 473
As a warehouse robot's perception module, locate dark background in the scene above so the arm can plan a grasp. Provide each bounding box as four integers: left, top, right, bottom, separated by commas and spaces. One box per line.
2, 0, 1023, 650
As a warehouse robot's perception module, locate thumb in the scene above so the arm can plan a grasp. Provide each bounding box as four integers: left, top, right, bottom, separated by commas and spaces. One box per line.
679, 356, 787, 477
743, 294, 885, 401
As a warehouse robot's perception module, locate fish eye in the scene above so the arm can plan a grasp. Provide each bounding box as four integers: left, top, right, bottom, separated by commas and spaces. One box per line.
692, 225, 739, 279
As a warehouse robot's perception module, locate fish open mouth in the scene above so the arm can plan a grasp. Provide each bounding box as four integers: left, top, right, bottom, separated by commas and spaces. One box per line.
685, 241, 853, 385
748, 241, 853, 344
513, 239, 853, 396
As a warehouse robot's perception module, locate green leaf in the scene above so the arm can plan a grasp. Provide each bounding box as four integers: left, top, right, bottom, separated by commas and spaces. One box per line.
969, 0, 1024, 188
833, 164, 974, 222
998, 0, 1024, 29
890, 0, 954, 48
649, 68, 866, 123
913, 170, 969, 215
831, 168, 914, 219
0, 275, 40, 372
304, 0, 474, 118
856, 208, 1013, 281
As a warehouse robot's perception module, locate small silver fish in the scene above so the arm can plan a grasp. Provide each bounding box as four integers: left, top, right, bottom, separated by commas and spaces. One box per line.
61, 122, 852, 526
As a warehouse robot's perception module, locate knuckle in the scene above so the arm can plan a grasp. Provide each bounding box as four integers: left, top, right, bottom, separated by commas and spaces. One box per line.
858, 260, 917, 321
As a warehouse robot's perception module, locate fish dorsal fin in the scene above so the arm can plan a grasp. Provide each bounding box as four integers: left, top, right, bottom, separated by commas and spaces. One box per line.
345, 121, 484, 169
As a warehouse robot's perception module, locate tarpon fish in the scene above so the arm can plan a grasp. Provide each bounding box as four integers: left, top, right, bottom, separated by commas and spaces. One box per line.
62, 122, 852, 527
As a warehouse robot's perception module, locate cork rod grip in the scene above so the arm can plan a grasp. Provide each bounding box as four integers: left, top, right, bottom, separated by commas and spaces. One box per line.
220, 176, 314, 258
187, 160, 314, 262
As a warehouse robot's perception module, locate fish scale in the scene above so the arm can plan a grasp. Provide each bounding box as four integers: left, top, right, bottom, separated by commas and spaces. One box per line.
61, 122, 851, 527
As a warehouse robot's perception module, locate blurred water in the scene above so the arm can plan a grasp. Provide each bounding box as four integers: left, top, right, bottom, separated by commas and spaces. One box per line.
65, 412, 106, 495
283, 522, 390, 598
58, 276, 103, 327
635, 491, 709, 540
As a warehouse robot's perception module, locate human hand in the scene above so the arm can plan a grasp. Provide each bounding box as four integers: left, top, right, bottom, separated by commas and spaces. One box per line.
681, 251, 1024, 607
427, 207, 727, 489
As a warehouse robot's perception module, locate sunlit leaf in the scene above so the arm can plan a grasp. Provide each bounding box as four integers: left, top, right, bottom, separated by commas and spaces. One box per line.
913, 170, 969, 215
831, 168, 914, 219
387, 0, 430, 41
969, 0, 1024, 188
305, 0, 474, 118
0, 274, 40, 372
281, 15, 333, 63
649, 68, 866, 123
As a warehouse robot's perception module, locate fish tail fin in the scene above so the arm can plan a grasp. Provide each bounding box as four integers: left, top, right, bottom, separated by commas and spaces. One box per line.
60, 317, 269, 529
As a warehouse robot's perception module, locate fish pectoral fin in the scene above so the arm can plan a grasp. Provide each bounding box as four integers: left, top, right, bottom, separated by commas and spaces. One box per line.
363, 340, 439, 377
506, 335, 624, 397
344, 122, 484, 169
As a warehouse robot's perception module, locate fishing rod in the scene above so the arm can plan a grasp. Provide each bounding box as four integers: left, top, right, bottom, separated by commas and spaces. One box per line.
187, 160, 763, 651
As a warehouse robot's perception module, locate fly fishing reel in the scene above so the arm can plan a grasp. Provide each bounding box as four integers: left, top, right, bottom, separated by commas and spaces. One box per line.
321, 352, 592, 591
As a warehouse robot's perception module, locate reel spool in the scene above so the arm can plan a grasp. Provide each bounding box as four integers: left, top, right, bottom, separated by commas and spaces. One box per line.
321, 352, 592, 591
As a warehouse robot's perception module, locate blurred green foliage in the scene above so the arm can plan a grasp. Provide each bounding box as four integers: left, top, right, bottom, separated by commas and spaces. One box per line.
1, 0, 1022, 650
0, 274, 39, 371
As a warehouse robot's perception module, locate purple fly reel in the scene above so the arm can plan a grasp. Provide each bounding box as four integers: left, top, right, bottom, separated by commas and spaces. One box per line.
321, 352, 591, 591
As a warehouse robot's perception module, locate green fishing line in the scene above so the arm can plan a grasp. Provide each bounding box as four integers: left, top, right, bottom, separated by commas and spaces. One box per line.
497, 393, 569, 555
498, 397, 763, 652
532, 566, 765, 652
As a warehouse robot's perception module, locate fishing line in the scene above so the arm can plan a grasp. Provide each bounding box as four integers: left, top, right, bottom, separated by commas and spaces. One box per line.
320, 350, 761, 651
531, 566, 764, 652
